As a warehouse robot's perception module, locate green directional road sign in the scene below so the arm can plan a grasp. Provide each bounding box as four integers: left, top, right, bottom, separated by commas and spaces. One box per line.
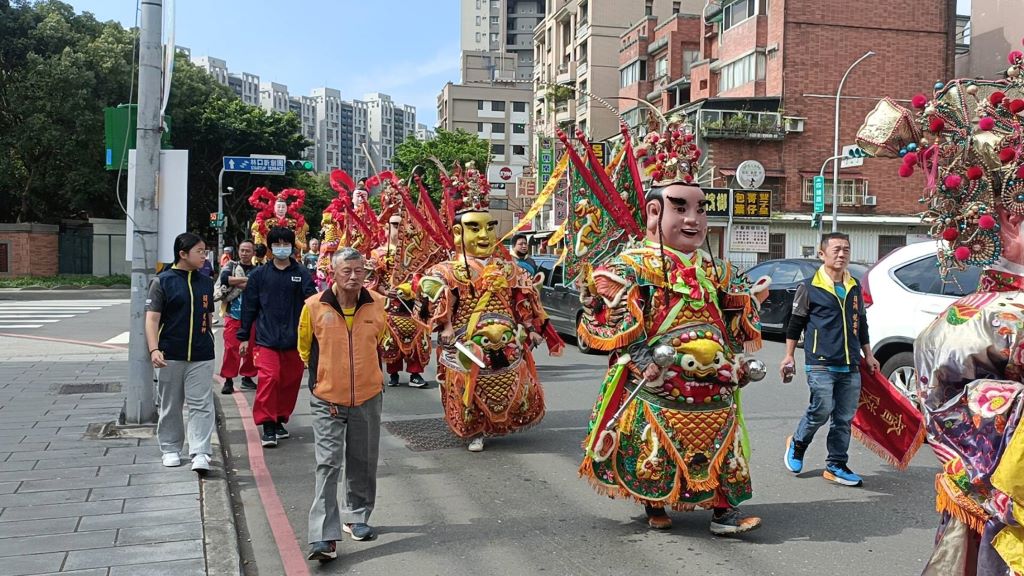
813, 176, 825, 214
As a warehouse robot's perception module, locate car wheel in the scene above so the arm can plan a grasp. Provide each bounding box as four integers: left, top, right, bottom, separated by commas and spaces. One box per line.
882, 351, 918, 404
575, 314, 595, 355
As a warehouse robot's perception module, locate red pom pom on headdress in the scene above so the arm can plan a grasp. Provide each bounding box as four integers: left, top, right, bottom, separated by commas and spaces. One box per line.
979, 117, 996, 130
967, 166, 984, 180
941, 227, 959, 241
911, 94, 928, 109
898, 163, 914, 178
990, 91, 1006, 106
999, 148, 1017, 163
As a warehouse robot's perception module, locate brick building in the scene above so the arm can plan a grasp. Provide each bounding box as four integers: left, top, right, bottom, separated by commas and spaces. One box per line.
617, 0, 957, 267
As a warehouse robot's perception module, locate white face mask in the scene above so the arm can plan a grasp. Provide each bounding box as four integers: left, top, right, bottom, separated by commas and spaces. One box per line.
272, 246, 292, 260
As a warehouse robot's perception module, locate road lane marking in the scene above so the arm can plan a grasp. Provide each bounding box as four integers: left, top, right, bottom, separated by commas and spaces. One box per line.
103, 332, 130, 344
0, 325, 44, 329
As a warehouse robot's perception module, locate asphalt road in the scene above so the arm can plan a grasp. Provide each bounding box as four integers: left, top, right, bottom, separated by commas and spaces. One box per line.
219, 336, 939, 576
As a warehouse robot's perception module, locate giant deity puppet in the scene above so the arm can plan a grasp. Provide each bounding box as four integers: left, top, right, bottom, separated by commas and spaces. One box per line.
856, 42, 1024, 575
249, 187, 309, 256
316, 170, 387, 287
418, 160, 565, 452
565, 116, 770, 535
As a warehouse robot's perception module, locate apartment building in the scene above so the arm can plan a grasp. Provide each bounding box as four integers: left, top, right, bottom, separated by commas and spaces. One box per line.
259, 82, 290, 114
288, 95, 317, 162
438, 82, 534, 232
462, 0, 546, 80
956, 1, 1019, 78
192, 56, 228, 86
612, 0, 954, 266
228, 72, 260, 106
416, 123, 437, 141
310, 87, 343, 173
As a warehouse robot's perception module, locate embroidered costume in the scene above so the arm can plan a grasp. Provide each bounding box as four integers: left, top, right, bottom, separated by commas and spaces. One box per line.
249, 187, 309, 253
856, 46, 1024, 575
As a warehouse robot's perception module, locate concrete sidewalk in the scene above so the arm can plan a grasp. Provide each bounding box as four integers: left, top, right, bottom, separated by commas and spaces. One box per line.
0, 337, 239, 576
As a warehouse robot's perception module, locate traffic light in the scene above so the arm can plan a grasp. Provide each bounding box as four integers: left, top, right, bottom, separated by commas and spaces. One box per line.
846, 146, 869, 159
810, 213, 822, 229
209, 212, 219, 228
287, 159, 315, 172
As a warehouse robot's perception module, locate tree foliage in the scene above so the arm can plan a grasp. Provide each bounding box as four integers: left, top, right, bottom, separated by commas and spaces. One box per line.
393, 129, 491, 206
0, 0, 330, 247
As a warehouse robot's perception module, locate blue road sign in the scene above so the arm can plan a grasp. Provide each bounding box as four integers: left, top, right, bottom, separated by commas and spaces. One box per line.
813, 175, 825, 214
222, 155, 286, 174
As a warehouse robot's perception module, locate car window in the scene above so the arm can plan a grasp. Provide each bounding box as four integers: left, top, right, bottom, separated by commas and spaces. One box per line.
745, 262, 776, 280
941, 266, 982, 297
550, 265, 564, 287
893, 257, 943, 295
771, 261, 811, 285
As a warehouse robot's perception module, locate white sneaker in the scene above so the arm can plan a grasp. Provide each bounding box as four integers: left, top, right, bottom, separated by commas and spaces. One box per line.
191, 453, 211, 473
468, 437, 485, 452
161, 453, 181, 467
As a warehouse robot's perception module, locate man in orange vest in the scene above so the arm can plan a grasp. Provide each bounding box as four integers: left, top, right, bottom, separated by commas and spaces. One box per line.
298, 247, 387, 564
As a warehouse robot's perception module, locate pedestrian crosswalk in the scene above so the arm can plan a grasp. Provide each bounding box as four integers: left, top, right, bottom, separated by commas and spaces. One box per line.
0, 299, 129, 330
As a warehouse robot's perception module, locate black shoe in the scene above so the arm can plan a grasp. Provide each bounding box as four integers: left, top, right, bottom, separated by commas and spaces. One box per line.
240, 376, 257, 390
276, 423, 289, 439
261, 424, 277, 448
387, 373, 400, 387
220, 378, 234, 395
408, 373, 427, 388
307, 540, 337, 563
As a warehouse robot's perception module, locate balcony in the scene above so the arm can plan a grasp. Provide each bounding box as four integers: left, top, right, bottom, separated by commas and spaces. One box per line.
576, 60, 588, 76
556, 62, 576, 84
577, 21, 590, 39
699, 110, 785, 141
555, 102, 573, 123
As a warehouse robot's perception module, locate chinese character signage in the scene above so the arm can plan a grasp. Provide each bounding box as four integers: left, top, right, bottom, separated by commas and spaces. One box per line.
730, 224, 770, 253
538, 137, 554, 190
733, 190, 772, 218
589, 141, 607, 166
702, 188, 731, 217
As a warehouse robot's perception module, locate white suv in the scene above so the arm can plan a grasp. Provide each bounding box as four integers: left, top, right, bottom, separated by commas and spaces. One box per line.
862, 241, 981, 402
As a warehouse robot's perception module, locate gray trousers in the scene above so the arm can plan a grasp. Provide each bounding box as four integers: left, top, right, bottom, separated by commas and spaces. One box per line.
308, 392, 382, 543
157, 359, 215, 457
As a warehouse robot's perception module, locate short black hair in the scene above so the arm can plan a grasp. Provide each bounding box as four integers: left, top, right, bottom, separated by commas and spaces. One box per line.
254, 244, 268, 258
238, 239, 254, 248
173, 232, 205, 263
512, 233, 529, 245
266, 226, 295, 246
819, 232, 851, 250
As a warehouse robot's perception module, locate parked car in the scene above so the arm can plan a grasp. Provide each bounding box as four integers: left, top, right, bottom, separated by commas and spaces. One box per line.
743, 259, 868, 337
537, 263, 601, 354
863, 242, 981, 402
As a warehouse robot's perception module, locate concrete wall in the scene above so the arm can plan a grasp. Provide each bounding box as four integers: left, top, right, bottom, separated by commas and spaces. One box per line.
958, 0, 1022, 79
89, 218, 129, 277
0, 224, 59, 277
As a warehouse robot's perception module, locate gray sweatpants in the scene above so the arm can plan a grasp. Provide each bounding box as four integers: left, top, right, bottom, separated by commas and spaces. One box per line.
308, 392, 382, 543
157, 359, 215, 457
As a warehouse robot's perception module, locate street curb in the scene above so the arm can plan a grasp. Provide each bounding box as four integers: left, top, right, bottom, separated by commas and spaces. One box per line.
202, 394, 243, 576
0, 288, 130, 300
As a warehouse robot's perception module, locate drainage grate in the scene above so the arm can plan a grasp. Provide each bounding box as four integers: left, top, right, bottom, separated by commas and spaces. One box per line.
383, 418, 465, 452
54, 382, 122, 395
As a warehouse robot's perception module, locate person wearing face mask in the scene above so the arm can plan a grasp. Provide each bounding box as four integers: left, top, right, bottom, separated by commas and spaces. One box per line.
574, 121, 769, 536
238, 226, 317, 448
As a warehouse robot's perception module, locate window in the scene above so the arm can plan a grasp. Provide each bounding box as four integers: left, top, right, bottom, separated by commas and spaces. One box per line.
490, 198, 509, 210
877, 235, 906, 260
682, 50, 700, 75
619, 60, 647, 87
673, 1, 681, 14
492, 100, 506, 112
492, 144, 506, 154
722, 0, 756, 31
477, 122, 485, 132
512, 123, 526, 134
513, 101, 527, 112
492, 122, 505, 133
759, 233, 786, 263
717, 53, 766, 92
490, 32, 499, 42
476, 32, 481, 43
645, 0, 653, 16
513, 144, 526, 155
490, 16, 499, 24
769, 261, 810, 285
477, 100, 484, 110
476, 15, 481, 25
942, 266, 982, 297
894, 258, 945, 295
655, 57, 668, 78
801, 177, 867, 206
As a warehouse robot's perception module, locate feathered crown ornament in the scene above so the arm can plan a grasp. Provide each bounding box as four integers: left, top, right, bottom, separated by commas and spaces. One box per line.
856, 43, 1024, 271
635, 118, 702, 188
440, 161, 490, 214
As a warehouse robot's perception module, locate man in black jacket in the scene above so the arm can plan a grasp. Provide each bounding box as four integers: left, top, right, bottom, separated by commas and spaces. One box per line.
779, 233, 880, 487
239, 227, 317, 447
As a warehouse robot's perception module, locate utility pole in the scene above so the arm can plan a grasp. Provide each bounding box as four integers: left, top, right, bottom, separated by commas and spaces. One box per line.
125, 0, 163, 424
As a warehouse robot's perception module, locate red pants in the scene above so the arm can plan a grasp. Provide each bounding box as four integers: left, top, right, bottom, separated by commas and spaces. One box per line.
252, 346, 304, 426
386, 358, 424, 375
220, 317, 256, 379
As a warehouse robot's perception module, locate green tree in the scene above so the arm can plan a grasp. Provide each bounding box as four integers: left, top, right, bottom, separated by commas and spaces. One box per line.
393, 129, 491, 206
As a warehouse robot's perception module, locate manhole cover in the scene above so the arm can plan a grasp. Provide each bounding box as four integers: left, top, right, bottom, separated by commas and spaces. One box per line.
383, 418, 465, 451
54, 382, 122, 395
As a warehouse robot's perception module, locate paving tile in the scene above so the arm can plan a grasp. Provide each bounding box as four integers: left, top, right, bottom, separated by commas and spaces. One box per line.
77, 507, 199, 531
126, 471, 194, 486
88, 480, 196, 501
0, 552, 65, 575
8, 448, 107, 461
0, 529, 116, 557
6, 443, 49, 453
0, 499, 122, 522
25, 569, 109, 576
115, 521, 202, 545
0, 488, 89, 507
0, 482, 17, 494
0, 460, 37, 472
46, 439, 140, 450
108, 557, 204, 576
18, 474, 127, 493
64, 539, 202, 571
34, 454, 136, 470
0, 516, 79, 538
96, 462, 174, 476
0, 466, 97, 483
122, 493, 199, 513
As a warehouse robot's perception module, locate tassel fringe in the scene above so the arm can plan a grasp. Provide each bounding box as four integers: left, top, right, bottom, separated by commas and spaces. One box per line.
934, 473, 988, 535
851, 421, 927, 471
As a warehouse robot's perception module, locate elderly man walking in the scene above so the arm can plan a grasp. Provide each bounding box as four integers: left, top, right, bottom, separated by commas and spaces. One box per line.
299, 247, 387, 563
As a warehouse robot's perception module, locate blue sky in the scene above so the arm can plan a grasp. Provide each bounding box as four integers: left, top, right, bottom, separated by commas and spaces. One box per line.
68, 0, 461, 126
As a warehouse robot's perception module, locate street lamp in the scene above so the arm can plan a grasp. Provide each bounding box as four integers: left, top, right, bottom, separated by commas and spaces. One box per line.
217, 185, 234, 258
831, 50, 875, 233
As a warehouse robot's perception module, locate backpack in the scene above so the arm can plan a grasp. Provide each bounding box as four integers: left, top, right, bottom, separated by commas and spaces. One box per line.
214, 262, 246, 302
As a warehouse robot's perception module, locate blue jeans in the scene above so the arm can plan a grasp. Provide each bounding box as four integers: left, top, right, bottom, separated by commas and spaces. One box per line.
793, 367, 861, 465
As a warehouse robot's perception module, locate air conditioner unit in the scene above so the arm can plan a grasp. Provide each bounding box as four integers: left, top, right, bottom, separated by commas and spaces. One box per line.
783, 117, 805, 133
863, 195, 878, 206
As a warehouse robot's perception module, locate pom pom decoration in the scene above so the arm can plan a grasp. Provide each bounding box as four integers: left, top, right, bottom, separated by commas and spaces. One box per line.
944, 174, 963, 189
979, 117, 996, 130
979, 214, 997, 230
898, 163, 915, 178
942, 227, 959, 241
967, 165, 985, 180
1009, 51, 1024, 65
954, 246, 972, 261
1010, 99, 1024, 114
990, 91, 1007, 106
929, 117, 946, 133
903, 151, 919, 165
1018, 165, 1024, 179
999, 148, 1017, 163
911, 94, 928, 109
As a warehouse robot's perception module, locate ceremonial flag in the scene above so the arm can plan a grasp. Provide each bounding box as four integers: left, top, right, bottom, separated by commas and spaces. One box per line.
852, 360, 927, 470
